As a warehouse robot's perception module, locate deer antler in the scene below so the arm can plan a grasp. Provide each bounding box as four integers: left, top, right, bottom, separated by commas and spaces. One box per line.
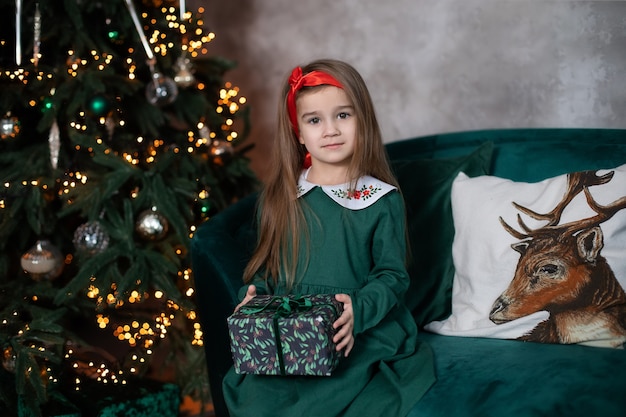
499, 214, 531, 239
560, 187, 626, 235
500, 170, 621, 239
514, 171, 614, 226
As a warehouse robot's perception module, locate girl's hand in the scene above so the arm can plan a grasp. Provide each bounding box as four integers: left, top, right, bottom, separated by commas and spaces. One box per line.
333, 294, 355, 357
234, 285, 257, 312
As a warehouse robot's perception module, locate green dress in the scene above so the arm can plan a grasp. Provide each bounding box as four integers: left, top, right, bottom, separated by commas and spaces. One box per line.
223, 173, 435, 417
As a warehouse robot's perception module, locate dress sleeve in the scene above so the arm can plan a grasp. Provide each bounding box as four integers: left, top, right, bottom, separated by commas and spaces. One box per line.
237, 273, 272, 301
351, 191, 411, 335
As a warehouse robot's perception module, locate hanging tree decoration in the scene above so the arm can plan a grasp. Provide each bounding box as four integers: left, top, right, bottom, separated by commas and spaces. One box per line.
2, 346, 17, 373
104, 112, 117, 141
174, 55, 195, 88
73, 220, 110, 256
208, 139, 234, 166
20, 239, 64, 281
88, 94, 112, 118
146, 62, 179, 106
174, 0, 195, 88
33, 3, 41, 67
124, 0, 178, 106
135, 208, 169, 241
48, 119, 60, 169
180, 0, 186, 21
1, 112, 21, 140
15, 0, 22, 66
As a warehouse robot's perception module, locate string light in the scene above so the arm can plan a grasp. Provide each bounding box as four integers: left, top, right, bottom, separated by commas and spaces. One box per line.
0, 68, 53, 84
0, 6, 249, 400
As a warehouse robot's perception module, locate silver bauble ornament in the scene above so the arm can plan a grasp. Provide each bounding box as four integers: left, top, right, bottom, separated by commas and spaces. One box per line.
209, 140, 234, 166
135, 210, 169, 241
2, 346, 16, 373
20, 240, 64, 280
174, 56, 195, 88
73, 221, 110, 255
0, 114, 20, 139
146, 72, 178, 107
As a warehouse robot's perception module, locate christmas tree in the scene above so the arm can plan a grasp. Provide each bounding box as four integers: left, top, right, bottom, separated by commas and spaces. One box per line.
0, 1, 257, 416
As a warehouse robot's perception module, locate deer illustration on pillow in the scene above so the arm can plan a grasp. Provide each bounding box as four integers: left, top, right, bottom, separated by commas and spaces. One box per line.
490, 170, 626, 348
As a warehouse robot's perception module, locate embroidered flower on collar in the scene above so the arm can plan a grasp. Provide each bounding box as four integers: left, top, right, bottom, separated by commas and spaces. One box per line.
297, 171, 396, 210
330, 183, 382, 200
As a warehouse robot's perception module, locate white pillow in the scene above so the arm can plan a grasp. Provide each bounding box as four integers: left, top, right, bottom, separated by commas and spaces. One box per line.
424, 164, 626, 348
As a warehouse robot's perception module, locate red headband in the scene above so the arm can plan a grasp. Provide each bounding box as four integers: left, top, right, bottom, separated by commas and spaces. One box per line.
287, 66, 344, 137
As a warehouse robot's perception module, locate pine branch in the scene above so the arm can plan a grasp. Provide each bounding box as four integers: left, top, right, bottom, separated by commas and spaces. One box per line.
0, 0, 258, 413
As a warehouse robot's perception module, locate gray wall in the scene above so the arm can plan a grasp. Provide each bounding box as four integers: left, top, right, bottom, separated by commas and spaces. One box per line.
194, 1, 626, 180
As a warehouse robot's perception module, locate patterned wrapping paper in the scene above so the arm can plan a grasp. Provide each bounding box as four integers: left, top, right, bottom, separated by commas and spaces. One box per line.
227, 294, 344, 376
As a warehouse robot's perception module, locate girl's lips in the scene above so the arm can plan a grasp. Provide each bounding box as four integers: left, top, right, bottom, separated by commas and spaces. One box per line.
323, 143, 343, 149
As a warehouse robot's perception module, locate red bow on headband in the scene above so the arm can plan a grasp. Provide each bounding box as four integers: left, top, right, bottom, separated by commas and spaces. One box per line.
286, 66, 344, 138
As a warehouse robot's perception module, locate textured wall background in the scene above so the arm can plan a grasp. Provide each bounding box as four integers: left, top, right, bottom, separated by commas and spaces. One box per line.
192, 0, 626, 180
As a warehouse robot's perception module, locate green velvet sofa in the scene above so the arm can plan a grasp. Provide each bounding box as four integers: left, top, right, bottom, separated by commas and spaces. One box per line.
191, 128, 626, 417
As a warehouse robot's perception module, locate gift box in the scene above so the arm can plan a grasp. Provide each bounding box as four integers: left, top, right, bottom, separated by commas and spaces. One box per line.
227, 294, 344, 376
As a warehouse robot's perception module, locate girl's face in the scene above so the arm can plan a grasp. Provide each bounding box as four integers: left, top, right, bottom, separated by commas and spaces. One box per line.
296, 86, 357, 179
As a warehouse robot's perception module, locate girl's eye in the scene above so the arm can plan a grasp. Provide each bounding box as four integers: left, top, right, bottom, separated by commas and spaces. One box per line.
338, 112, 350, 119
307, 117, 320, 125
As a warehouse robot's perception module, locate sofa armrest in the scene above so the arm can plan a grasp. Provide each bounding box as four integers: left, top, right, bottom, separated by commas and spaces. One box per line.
190, 192, 258, 417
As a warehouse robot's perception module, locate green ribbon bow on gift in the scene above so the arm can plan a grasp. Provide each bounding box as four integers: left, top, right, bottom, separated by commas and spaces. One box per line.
239, 295, 330, 376
240, 295, 314, 317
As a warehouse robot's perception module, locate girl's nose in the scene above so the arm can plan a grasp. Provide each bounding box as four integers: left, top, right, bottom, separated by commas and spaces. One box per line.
323, 121, 340, 137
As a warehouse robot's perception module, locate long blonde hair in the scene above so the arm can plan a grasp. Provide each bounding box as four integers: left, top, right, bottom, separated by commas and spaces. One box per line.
243, 59, 399, 289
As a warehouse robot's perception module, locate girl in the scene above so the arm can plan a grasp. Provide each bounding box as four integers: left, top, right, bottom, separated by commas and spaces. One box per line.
223, 59, 435, 417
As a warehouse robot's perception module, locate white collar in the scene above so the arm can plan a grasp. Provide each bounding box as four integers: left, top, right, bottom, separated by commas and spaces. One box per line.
297, 169, 396, 210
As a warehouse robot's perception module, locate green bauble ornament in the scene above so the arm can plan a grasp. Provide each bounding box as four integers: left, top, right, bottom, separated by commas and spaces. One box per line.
105, 17, 125, 45
107, 29, 124, 45
88, 94, 112, 117
41, 97, 54, 113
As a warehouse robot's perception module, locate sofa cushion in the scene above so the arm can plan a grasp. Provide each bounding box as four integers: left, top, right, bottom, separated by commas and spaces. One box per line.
409, 332, 626, 417
391, 142, 494, 326
425, 163, 626, 348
